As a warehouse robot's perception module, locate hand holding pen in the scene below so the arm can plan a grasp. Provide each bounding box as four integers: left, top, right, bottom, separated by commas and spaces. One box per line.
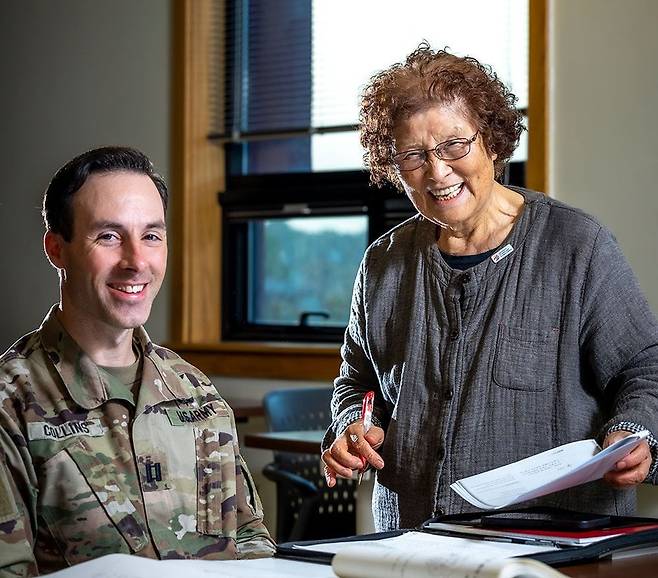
322, 390, 385, 488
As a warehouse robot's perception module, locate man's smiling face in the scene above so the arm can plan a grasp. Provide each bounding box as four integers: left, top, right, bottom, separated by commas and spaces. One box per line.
47, 171, 167, 335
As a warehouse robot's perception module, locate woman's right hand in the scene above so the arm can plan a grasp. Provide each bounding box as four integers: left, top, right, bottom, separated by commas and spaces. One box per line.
322, 422, 385, 487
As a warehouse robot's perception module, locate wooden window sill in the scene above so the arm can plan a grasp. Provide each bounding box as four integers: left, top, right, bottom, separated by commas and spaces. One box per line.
165, 341, 342, 380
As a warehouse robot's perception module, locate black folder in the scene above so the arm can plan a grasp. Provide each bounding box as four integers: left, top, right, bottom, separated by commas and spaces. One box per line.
276, 506, 658, 567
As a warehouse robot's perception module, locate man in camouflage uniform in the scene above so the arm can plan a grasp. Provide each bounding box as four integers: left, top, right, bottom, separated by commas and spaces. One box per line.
0, 147, 275, 576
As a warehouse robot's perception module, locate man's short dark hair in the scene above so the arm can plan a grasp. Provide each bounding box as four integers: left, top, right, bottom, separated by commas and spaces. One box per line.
42, 146, 168, 242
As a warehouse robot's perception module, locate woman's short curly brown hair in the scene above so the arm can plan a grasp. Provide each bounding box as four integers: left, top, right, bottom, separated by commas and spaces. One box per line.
360, 43, 525, 190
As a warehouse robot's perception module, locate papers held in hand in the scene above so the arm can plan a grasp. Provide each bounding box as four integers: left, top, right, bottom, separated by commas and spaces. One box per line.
451, 430, 650, 509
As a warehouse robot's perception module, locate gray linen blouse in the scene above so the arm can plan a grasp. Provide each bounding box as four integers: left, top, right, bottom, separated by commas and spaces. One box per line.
322, 188, 658, 531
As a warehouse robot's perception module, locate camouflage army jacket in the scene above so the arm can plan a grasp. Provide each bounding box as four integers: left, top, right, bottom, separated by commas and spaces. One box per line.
0, 307, 274, 576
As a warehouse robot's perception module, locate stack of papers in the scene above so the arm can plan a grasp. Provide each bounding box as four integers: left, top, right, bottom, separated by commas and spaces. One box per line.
295, 531, 563, 578
426, 521, 658, 547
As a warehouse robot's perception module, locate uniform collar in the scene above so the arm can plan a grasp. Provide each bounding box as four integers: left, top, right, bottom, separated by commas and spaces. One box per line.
39, 305, 191, 410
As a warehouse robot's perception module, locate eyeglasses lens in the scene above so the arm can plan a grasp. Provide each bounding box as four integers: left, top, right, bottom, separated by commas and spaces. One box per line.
394, 137, 473, 171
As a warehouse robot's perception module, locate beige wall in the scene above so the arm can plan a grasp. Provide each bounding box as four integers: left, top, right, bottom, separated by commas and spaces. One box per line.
549, 0, 658, 312
549, 0, 658, 514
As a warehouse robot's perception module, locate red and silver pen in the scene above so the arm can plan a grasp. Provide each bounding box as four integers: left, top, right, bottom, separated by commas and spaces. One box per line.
358, 390, 375, 485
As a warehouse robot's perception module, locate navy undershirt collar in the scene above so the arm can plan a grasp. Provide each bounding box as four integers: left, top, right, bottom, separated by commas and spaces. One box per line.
440, 246, 498, 270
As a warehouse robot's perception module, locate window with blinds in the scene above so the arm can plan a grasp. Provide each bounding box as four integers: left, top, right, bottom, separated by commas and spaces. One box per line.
217, 0, 529, 342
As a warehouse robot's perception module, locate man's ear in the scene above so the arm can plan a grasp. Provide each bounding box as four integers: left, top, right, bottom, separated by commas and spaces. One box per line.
44, 231, 65, 269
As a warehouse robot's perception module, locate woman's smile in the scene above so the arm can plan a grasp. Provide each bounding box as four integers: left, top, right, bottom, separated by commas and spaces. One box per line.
428, 182, 464, 201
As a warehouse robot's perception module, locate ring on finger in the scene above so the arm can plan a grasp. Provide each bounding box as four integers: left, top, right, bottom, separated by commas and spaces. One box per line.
349, 433, 359, 443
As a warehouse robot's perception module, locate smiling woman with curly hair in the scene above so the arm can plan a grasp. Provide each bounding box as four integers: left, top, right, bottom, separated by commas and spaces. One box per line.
360, 42, 524, 189
321, 44, 658, 531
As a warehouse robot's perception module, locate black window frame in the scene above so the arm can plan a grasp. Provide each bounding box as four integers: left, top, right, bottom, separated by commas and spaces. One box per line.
220, 171, 415, 342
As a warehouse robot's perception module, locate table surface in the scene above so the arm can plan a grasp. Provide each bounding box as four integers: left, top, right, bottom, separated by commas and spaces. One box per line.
559, 551, 658, 576
244, 429, 324, 453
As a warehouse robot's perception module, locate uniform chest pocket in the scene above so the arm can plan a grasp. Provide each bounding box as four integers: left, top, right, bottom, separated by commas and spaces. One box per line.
135, 400, 243, 544
39, 440, 149, 564
493, 324, 559, 392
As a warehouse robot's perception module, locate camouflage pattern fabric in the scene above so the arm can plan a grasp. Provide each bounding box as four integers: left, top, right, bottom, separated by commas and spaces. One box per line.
0, 306, 274, 577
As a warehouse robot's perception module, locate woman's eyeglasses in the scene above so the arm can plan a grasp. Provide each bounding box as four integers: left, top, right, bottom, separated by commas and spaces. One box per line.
393, 131, 479, 172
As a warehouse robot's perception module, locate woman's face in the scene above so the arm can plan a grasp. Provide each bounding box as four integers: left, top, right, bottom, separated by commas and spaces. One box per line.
393, 104, 497, 231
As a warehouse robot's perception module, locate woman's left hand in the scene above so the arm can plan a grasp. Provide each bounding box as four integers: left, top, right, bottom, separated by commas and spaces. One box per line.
602, 430, 652, 488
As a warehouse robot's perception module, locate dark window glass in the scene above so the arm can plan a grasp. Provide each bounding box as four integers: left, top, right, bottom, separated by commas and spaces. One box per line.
249, 216, 367, 327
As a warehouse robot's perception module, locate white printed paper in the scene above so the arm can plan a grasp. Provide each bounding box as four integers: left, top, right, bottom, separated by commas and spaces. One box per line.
45, 554, 336, 578
451, 431, 650, 509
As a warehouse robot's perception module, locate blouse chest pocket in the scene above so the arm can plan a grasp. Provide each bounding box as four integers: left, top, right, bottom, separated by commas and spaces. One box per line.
493, 324, 559, 392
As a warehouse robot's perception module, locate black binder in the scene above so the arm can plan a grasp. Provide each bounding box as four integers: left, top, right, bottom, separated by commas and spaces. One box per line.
276, 506, 658, 567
